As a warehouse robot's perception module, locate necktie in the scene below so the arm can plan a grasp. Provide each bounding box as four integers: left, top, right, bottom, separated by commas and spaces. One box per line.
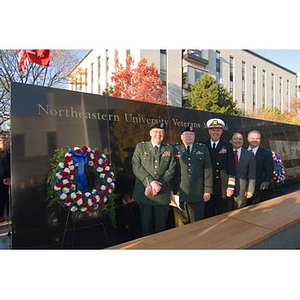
234, 149, 238, 169
187, 145, 190, 155
212, 143, 216, 150
154, 145, 158, 154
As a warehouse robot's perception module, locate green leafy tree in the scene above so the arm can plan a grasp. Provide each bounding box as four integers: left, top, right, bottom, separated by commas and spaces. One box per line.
186, 74, 243, 115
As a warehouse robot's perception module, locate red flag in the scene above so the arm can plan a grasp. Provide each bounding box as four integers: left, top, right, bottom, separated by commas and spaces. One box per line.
18, 50, 51, 71
18, 50, 29, 71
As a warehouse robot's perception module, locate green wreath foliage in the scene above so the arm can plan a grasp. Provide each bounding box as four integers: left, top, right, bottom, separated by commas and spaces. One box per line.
46, 147, 117, 228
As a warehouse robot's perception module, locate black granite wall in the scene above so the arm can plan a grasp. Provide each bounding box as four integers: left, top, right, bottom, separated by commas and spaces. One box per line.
10, 82, 300, 249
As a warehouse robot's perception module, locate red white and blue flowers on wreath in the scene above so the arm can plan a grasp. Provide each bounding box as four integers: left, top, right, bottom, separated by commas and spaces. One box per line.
272, 151, 285, 184
53, 146, 115, 212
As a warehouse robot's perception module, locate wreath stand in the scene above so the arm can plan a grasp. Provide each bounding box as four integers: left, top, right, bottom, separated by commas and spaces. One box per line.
60, 209, 111, 249
49, 146, 116, 249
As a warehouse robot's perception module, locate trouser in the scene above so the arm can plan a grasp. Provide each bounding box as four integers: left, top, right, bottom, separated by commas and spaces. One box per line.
247, 193, 261, 206
228, 195, 247, 211
177, 201, 205, 225
0, 182, 9, 217
205, 194, 229, 218
138, 203, 169, 236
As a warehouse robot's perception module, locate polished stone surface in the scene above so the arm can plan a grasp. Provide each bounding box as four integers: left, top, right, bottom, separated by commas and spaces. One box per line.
10, 82, 300, 249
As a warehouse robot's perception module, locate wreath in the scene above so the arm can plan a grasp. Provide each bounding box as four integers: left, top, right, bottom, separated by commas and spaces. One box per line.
47, 146, 116, 217
272, 151, 285, 184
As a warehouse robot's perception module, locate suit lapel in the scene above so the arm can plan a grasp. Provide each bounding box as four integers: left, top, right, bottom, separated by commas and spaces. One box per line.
215, 140, 224, 153
159, 143, 166, 155
180, 144, 188, 156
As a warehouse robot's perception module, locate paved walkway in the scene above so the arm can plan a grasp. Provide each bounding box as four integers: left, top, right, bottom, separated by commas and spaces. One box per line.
0, 221, 12, 249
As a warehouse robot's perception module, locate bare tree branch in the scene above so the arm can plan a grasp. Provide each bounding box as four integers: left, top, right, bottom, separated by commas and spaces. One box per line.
0, 49, 82, 130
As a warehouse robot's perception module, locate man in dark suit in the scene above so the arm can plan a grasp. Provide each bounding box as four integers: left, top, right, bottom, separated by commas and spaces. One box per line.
204, 118, 235, 217
246, 130, 274, 205
132, 121, 176, 236
228, 132, 256, 210
172, 126, 213, 225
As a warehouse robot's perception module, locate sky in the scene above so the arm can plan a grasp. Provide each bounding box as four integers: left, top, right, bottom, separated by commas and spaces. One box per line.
252, 49, 300, 73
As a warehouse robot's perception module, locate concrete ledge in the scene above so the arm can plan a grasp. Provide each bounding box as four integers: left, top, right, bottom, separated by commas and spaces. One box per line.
108, 190, 300, 249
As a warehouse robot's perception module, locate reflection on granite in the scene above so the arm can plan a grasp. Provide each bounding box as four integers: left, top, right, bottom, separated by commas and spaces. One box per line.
10, 83, 300, 249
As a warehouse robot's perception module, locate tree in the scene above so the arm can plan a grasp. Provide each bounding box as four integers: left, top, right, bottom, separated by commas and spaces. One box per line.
247, 107, 300, 126
110, 54, 167, 105
186, 74, 243, 115
290, 96, 300, 117
0, 50, 82, 129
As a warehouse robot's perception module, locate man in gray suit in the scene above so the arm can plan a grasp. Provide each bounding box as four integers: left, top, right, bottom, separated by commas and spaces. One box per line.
229, 132, 256, 210
132, 121, 176, 236
246, 130, 274, 205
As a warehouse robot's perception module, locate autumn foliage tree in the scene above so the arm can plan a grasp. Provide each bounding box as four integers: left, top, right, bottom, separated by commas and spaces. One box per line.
110, 55, 167, 105
247, 107, 300, 126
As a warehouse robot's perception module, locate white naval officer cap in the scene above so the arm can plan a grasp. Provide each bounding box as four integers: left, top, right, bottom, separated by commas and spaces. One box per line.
206, 118, 225, 129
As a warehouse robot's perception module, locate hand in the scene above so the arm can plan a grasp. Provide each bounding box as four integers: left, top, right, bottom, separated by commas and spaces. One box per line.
260, 182, 270, 190
245, 191, 253, 199
226, 188, 234, 197
203, 193, 211, 202
3, 178, 10, 185
150, 180, 162, 196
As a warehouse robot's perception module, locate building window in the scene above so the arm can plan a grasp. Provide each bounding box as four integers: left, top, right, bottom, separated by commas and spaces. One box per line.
262, 70, 266, 108
97, 56, 101, 94
287, 80, 290, 111
85, 68, 88, 92
253, 66, 256, 111
105, 50, 109, 88
91, 62, 94, 93
279, 76, 282, 111
229, 56, 234, 94
115, 50, 119, 66
242, 61, 246, 105
160, 49, 167, 84
182, 65, 206, 90
271, 73, 275, 108
216, 51, 221, 84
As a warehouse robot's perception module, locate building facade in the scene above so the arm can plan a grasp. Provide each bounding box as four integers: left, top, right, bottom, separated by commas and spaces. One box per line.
70, 49, 298, 114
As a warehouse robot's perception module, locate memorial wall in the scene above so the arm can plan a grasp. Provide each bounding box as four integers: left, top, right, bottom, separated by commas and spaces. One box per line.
10, 82, 300, 249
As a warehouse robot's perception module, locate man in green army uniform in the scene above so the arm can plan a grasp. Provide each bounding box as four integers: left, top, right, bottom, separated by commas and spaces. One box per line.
173, 126, 213, 225
132, 122, 176, 236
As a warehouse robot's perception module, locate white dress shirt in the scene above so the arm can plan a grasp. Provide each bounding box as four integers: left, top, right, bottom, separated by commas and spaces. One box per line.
234, 147, 242, 161
210, 140, 220, 149
247, 146, 259, 156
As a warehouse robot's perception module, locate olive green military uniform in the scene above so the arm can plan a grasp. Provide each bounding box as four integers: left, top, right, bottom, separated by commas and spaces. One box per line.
173, 142, 213, 224
132, 141, 176, 236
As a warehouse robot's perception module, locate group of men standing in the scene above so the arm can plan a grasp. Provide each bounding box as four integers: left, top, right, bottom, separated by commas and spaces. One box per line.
131, 118, 274, 237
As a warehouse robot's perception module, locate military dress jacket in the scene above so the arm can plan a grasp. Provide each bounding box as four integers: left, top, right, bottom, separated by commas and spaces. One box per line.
172, 143, 213, 203
132, 141, 176, 205
204, 139, 235, 198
